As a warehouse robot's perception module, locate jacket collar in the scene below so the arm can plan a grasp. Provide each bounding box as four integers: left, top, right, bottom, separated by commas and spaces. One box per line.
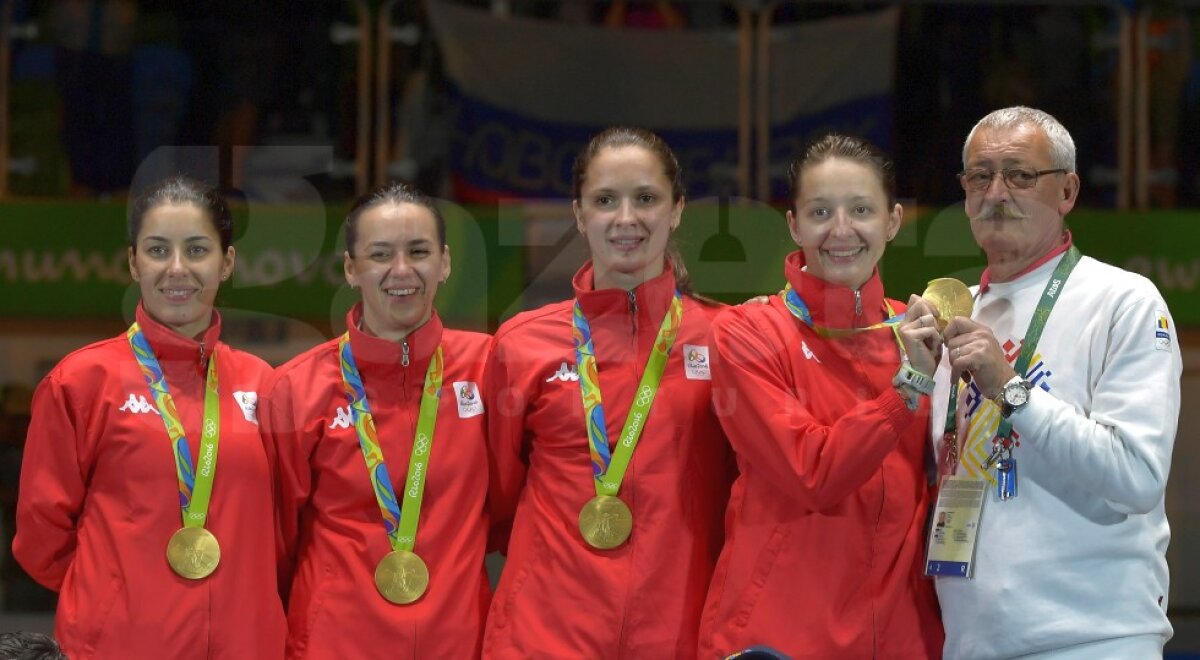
344, 303, 444, 374
978, 230, 1074, 294
782, 250, 887, 328
134, 303, 221, 369
572, 260, 678, 324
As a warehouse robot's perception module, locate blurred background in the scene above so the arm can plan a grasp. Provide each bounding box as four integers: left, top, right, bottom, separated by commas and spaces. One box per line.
1, 0, 1198, 654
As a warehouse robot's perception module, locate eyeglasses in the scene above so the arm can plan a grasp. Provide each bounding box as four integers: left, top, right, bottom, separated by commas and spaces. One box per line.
957, 168, 1067, 192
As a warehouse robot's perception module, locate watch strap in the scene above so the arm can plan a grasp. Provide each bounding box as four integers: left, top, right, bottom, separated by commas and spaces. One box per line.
893, 361, 936, 396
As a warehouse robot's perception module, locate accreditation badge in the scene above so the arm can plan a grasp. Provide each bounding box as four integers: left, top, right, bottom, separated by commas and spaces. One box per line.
924, 475, 987, 578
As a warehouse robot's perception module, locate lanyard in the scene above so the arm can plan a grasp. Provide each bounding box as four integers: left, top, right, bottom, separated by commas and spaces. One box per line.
943, 245, 1083, 450
782, 285, 906, 357
338, 334, 443, 552
127, 324, 220, 529
572, 291, 683, 497
783, 283, 904, 338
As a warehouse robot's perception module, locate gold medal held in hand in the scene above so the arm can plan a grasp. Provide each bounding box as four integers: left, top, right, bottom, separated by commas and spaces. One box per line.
921, 278, 974, 328
166, 527, 221, 579
375, 550, 429, 605
579, 495, 633, 550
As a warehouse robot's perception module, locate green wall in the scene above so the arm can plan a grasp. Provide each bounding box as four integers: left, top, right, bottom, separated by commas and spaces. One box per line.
2, 201, 1196, 328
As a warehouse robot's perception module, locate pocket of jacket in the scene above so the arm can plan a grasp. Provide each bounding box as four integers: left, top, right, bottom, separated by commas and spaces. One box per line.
732, 525, 789, 628
78, 573, 123, 656
289, 562, 335, 654
489, 527, 547, 631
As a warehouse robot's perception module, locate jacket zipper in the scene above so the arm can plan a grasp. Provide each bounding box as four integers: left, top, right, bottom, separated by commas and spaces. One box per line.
871, 465, 886, 658
400, 338, 415, 443
854, 289, 863, 318
627, 290, 638, 335
198, 341, 206, 366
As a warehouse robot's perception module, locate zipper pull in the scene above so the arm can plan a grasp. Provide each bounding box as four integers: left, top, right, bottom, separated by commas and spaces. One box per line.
198, 341, 206, 365
628, 290, 638, 334
401, 339, 410, 367
854, 289, 862, 318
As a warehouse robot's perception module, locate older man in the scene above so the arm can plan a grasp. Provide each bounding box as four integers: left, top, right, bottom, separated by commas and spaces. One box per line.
928, 106, 1181, 659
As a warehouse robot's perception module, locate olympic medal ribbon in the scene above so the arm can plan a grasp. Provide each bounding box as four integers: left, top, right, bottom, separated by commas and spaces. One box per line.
781, 288, 909, 359
783, 278, 973, 338
572, 291, 683, 497
127, 324, 221, 529
128, 324, 223, 579
338, 334, 444, 553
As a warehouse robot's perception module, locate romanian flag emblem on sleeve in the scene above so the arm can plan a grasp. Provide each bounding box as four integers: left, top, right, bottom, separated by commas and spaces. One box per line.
1155, 311, 1172, 351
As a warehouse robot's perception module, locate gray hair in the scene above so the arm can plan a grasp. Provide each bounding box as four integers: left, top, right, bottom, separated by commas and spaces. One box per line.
962, 106, 1076, 173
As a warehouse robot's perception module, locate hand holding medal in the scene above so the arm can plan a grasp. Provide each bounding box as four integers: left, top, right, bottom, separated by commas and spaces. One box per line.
921, 278, 973, 329
902, 278, 973, 377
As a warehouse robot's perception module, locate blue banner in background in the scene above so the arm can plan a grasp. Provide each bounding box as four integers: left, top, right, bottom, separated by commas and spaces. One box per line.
446, 83, 739, 201
767, 95, 894, 201
430, 2, 899, 204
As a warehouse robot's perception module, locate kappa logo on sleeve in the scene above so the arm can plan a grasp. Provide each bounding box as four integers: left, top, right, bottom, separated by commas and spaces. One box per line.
232, 391, 259, 424
118, 393, 159, 415
545, 361, 579, 383
453, 381, 484, 418
1154, 310, 1173, 352
801, 341, 820, 363
329, 405, 353, 430
683, 344, 711, 380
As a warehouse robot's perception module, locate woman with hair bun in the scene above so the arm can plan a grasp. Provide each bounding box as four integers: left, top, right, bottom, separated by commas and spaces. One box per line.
698, 134, 944, 658
14, 176, 286, 658
483, 127, 733, 658
260, 182, 492, 658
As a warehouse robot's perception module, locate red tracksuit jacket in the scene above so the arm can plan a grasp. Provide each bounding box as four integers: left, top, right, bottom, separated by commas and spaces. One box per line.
260, 306, 491, 659
14, 304, 286, 659
698, 251, 943, 659
484, 263, 734, 659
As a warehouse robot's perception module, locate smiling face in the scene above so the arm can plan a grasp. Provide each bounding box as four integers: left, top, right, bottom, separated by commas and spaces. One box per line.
344, 202, 450, 342
128, 203, 235, 339
786, 157, 901, 290
964, 123, 1079, 282
573, 145, 682, 290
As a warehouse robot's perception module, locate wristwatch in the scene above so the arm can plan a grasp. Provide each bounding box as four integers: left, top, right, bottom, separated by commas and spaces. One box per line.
892, 361, 936, 396
892, 362, 935, 411
997, 376, 1033, 418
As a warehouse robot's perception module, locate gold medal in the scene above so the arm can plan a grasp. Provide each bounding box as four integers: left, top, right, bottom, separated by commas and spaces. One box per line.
922, 278, 974, 328
578, 495, 633, 550
374, 550, 429, 605
166, 527, 220, 580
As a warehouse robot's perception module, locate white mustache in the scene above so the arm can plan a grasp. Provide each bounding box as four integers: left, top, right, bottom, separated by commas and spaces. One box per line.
971, 203, 1028, 222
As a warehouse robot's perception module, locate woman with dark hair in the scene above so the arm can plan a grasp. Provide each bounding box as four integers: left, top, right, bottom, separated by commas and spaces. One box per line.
0, 631, 67, 660
259, 182, 492, 658
13, 176, 286, 658
697, 134, 944, 657
483, 127, 733, 657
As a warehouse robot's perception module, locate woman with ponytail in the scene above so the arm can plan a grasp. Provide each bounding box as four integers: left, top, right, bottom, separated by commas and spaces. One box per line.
482, 127, 733, 658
